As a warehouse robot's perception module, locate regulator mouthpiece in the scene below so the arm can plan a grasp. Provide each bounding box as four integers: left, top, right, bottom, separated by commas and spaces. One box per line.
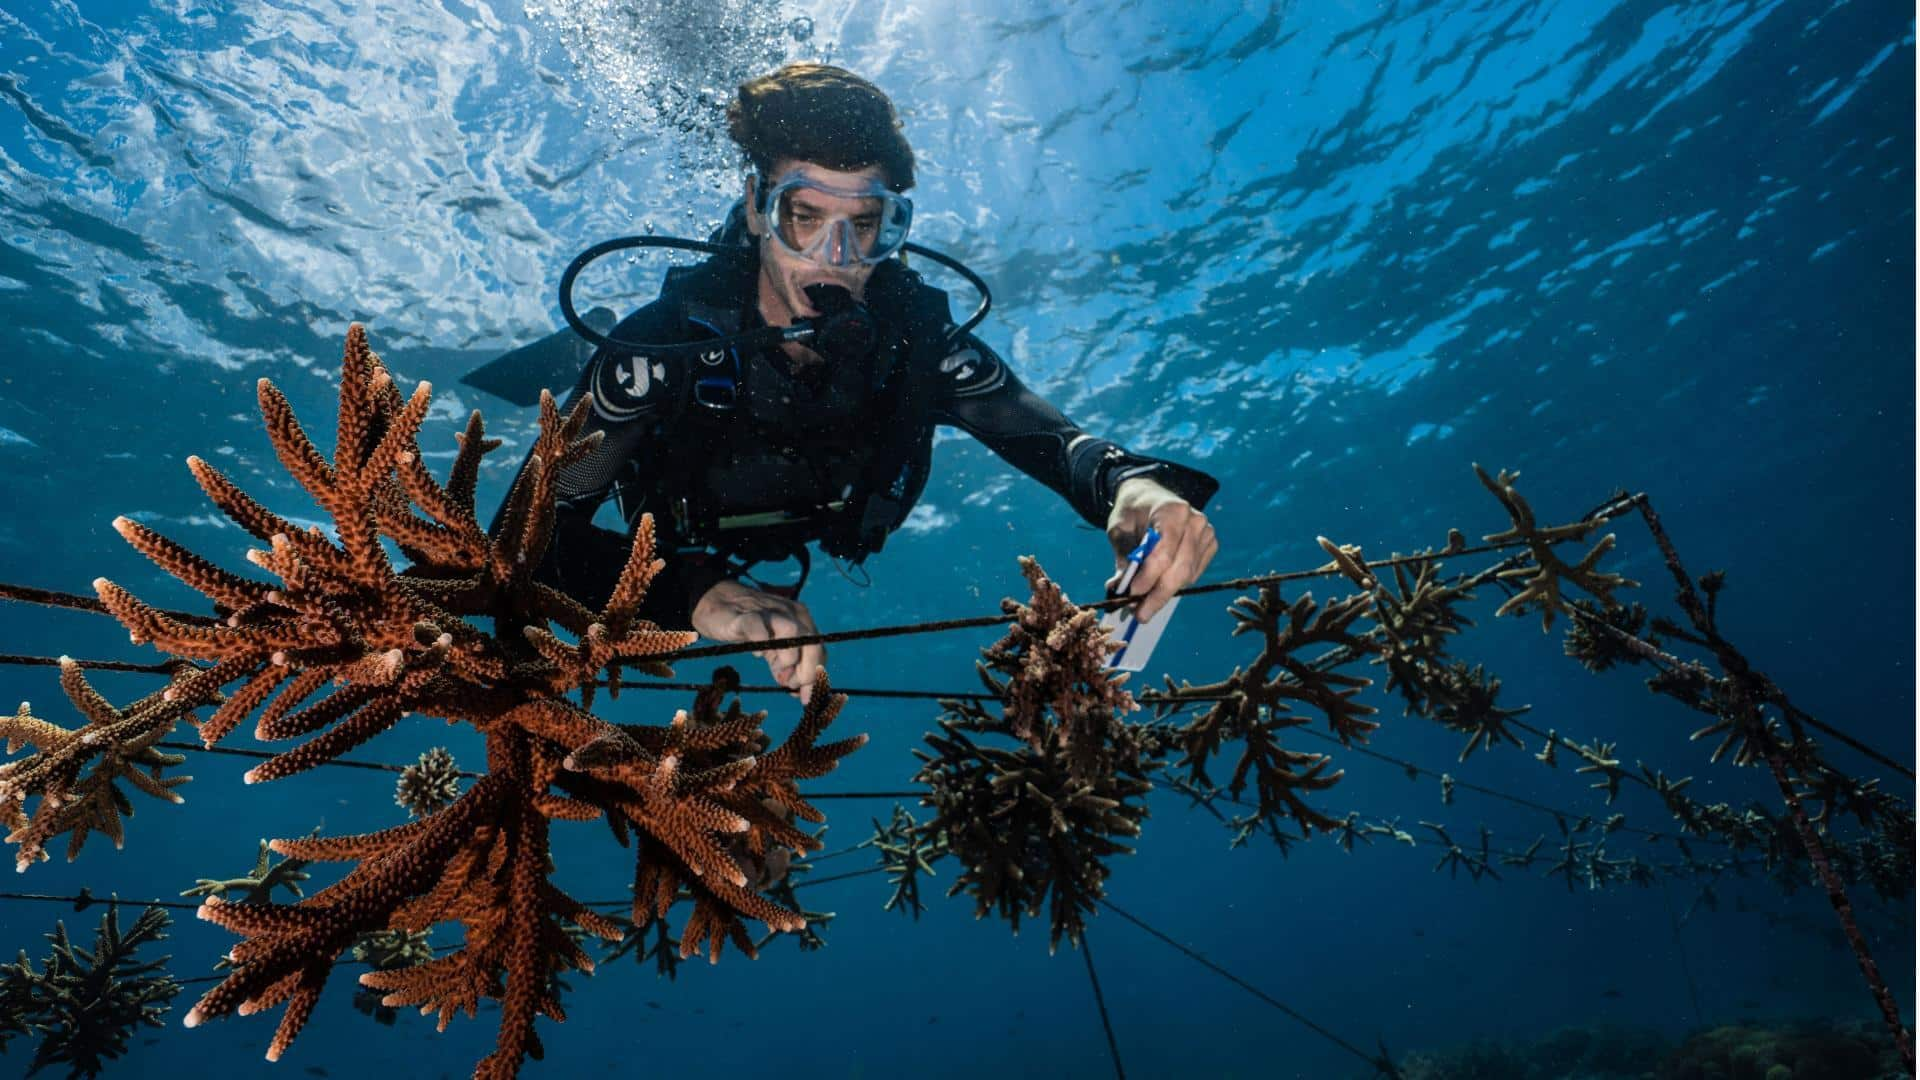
801, 283, 877, 362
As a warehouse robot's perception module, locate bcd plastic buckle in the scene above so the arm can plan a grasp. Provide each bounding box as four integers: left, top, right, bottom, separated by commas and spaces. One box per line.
693, 376, 737, 409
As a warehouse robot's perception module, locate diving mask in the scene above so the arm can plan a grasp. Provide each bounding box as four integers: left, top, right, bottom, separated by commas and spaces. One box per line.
757, 171, 913, 267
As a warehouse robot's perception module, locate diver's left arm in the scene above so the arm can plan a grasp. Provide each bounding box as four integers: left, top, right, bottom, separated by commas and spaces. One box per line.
928, 334, 1220, 622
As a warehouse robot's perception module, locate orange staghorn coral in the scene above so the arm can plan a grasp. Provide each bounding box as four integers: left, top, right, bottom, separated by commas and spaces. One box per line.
5, 324, 865, 1077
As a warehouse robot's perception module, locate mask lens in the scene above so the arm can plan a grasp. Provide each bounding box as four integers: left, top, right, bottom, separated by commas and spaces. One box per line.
767, 178, 912, 265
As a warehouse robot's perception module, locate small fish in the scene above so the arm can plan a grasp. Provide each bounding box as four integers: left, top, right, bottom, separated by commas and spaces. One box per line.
1411, 928, 1425, 938
1600, 989, 1623, 999
927, 1016, 939, 1024
645, 1001, 663, 1010
305, 1068, 330, 1078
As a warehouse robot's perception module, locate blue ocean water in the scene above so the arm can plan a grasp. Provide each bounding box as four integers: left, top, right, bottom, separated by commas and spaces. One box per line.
0, 0, 1912, 1077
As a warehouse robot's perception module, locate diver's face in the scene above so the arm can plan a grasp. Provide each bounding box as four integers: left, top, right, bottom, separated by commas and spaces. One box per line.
745, 159, 889, 324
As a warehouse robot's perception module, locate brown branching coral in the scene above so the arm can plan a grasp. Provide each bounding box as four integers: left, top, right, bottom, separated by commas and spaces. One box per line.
4, 325, 864, 1078
1474, 464, 1637, 631
1427, 662, 1530, 763
911, 558, 1156, 951
1363, 551, 1478, 718
976, 556, 1137, 781
559, 665, 863, 964
1562, 598, 1654, 672
0, 659, 196, 870
914, 700, 1155, 953
1146, 582, 1375, 838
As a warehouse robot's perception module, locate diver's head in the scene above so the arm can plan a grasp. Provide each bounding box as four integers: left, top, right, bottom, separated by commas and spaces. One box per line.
728, 65, 916, 328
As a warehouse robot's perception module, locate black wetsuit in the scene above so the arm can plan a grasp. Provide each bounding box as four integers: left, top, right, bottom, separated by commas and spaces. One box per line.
522, 244, 1218, 628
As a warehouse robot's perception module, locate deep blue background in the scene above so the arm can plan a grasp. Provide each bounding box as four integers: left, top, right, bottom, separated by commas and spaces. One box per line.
0, 0, 1911, 1076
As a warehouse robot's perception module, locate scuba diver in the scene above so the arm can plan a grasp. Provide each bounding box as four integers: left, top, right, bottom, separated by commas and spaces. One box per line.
475, 63, 1220, 703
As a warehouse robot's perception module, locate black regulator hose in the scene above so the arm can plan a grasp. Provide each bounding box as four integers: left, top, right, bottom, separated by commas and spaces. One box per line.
556, 235, 992, 356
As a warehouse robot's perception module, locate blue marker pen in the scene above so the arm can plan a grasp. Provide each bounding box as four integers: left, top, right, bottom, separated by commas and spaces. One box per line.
1101, 526, 1176, 671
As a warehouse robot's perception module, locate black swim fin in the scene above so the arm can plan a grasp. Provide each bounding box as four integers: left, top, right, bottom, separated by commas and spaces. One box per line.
459, 306, 616, 406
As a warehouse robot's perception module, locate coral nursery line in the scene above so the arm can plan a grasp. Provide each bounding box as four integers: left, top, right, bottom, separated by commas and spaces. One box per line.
0, 326, 1911, 1079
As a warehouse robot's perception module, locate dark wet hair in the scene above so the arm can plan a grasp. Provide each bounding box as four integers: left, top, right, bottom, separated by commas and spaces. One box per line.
727, 63, 916, 193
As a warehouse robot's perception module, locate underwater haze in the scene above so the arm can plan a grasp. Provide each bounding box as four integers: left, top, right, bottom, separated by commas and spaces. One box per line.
0, 0, 1913, 1078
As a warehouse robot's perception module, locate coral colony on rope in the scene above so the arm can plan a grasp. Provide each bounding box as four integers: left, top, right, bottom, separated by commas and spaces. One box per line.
3, 327, 865, 1077
0, 324, 1910, 1078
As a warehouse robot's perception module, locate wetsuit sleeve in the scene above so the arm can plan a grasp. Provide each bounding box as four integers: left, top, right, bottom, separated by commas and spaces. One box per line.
491, 304, 731, 629
925, 334, 1220, 528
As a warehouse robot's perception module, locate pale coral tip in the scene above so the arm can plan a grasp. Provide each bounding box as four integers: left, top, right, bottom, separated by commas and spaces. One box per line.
91, 577, 110, 592
111, 516, 132, 534
242, 769, 259, 784
183, 1009, 203, 1028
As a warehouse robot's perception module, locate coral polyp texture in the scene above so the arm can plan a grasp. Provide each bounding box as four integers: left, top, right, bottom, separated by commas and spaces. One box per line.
1, 325, 865, 1078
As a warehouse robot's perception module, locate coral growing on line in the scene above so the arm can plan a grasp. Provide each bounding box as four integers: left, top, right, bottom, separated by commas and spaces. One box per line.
0, 903, 181, 1077
912, 558, 1157, 952
3, 325, 864, 1078
396, 747, 464, 818
1, 661, 196, 870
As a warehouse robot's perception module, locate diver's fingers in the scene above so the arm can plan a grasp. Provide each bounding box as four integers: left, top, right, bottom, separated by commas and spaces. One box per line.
1127, 522, 1189, 623
791, 644, 825, 706
1195, 524, 1220, 576
1153, 515, 1217, 622
1137, 515, 1208, 624
741, 608, 799, 685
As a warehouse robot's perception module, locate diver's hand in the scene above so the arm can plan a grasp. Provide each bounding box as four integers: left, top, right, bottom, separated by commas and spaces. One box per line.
690, 579, 825, 705
1105, 477, 1218, 624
